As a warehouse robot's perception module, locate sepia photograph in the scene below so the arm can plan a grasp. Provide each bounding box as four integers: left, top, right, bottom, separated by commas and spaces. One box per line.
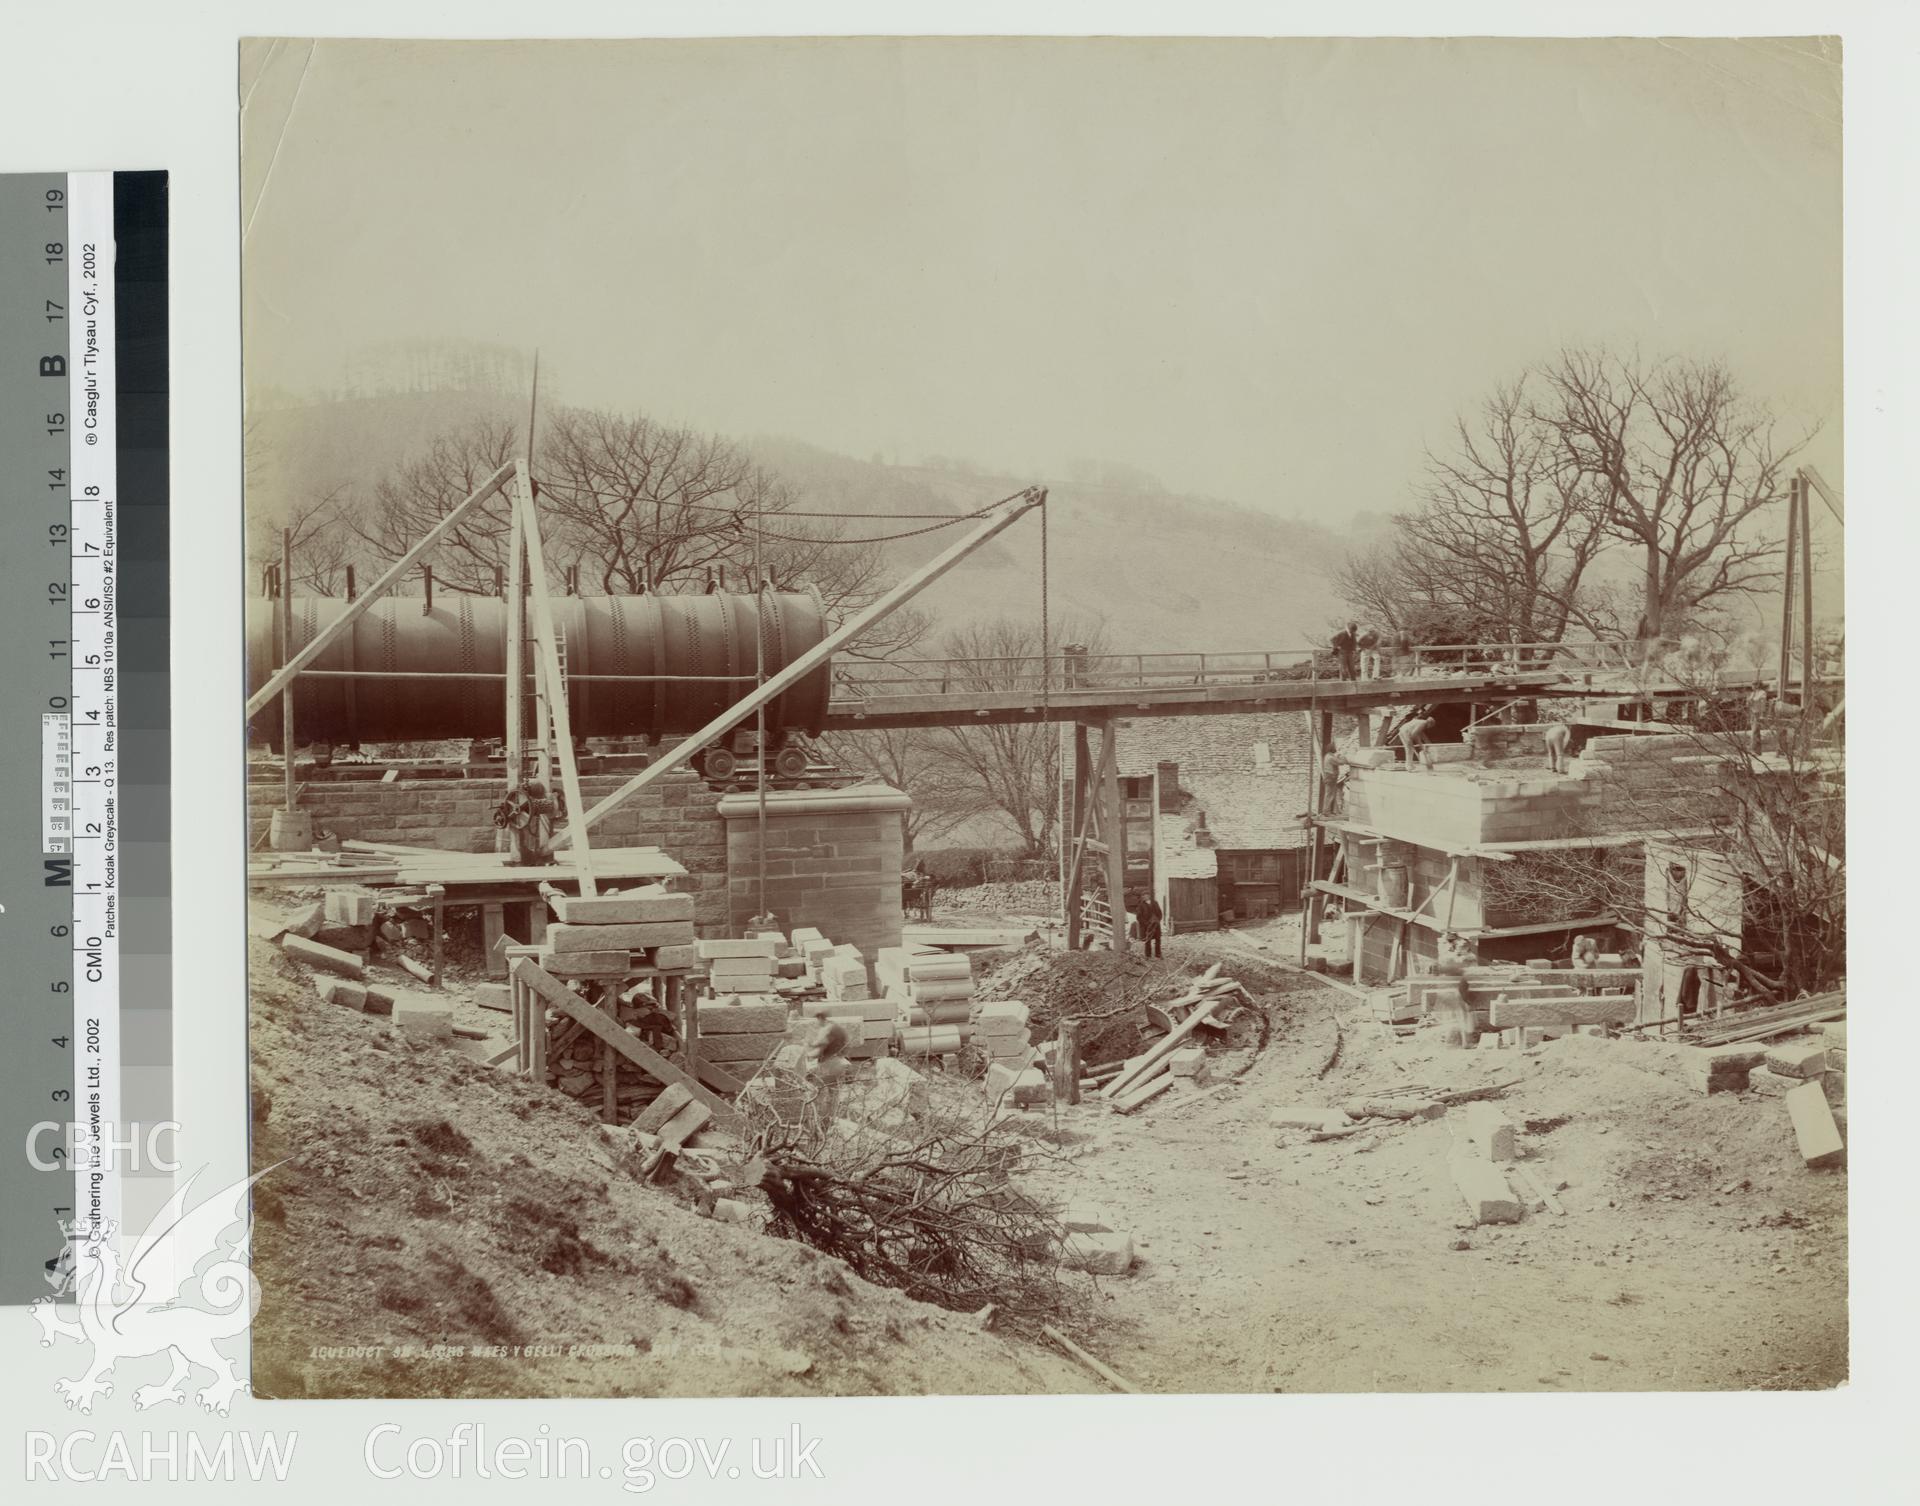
238, 35, 1845, 1400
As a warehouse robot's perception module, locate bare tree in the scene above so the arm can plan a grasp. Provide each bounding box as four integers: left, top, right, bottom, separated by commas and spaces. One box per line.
1338, 376, 1610, 656
896, 616, 1109, 859
1401, 376, 1611, 650
346, 406, 930, 663
352, 414, 521, 592
1537, 349, 1805, 643
818, 724, 988, 850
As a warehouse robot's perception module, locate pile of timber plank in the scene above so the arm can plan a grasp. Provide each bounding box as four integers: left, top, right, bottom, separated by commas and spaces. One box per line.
538, 882, 696, 977
1098, 971, 1247, 1114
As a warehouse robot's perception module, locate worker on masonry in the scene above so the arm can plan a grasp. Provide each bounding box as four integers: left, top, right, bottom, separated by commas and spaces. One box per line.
1318, 748, 1347, 815
1398, 713, 1435, 769
1543, 721, 1572, 774
1330, 622, 1359, 680
1356, 623, 1382, 680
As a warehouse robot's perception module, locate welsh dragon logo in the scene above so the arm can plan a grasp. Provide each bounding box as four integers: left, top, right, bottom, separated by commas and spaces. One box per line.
31, 1167, 270, 1416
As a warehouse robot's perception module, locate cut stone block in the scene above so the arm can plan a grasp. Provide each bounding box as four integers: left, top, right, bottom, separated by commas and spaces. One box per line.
976, 1001, 1030, 1028
472, 982, 512, 1013
1062, 1230, 1134, 1275
1764, 1040, 1829, 1079
549, 884, 694, 925
1464, 1102, 1516, 1161
1061, 1204, 1114, 1234
1784, 1080, 1845, 1169
282, 934, 365, 978
392, 991, 453, 1042
538, 948, 628, 976
654, 945, 696, 971
908, 978, 975, 1002
550, 921, 693, 953
1489, 993, 1636, 1027
361, 988, 396, 1017
697, 999, 786, 1034
325, 890, 378, 926
317, 977, 368, 1011
709, 954, 776, 979
984, 1062, 1022, 1103
633, 1084, 695, 1135
1450, 1154, 1522, 1224
1011, 1067, 1051, 1106
1746, 1066, 1798, 1098
284, 901, 326, 939
696, 1031, 787, 1064
696, 936, 780, 959
712, 1198, 755, 1224
1168, 1046, 1206, 1078
1638, 1041, 1766, 1095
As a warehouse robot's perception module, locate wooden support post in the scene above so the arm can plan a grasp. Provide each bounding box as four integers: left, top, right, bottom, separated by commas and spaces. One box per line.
428, 883, 445, 989
515, 463, 597, 895
1799, 472, 1815, 711
1054, 1017, 1081, 1105
514, 974, 531, 1074
1301, 711, 1320, 963
1778, 478, 1798, 703
280, 529, 296, 814
504, 478, 526, 808
247, 461, 516, 720
483, 902, 507, 979
529, 982, 547, 1081
1102, 722, 1127, 953
1065, 721, 1092, 951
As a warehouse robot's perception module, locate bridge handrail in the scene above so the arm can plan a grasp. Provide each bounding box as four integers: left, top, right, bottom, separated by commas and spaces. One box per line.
827, 639, 1781, 701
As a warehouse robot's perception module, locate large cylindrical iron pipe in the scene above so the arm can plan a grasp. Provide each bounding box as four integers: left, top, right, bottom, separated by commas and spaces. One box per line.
245, 591, 833, 747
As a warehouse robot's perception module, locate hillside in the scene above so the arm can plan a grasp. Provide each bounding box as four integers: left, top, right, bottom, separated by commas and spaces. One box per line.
245, 390, 1359, 651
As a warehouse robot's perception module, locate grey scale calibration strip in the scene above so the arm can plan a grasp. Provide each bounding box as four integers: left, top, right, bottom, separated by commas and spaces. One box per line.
0, 172, 170, 1302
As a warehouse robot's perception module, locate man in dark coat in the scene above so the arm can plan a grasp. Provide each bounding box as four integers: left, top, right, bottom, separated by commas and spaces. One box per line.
1132, 894, 1164, 959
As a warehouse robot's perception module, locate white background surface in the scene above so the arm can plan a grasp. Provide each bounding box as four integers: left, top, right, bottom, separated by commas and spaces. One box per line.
0, 4, 1911, 1502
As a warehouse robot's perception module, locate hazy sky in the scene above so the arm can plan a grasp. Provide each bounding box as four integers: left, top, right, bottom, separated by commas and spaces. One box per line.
241, 36, 1842, 520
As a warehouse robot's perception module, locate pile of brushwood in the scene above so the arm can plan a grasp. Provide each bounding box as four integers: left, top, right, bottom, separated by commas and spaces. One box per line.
732, 1061, 1090, 1335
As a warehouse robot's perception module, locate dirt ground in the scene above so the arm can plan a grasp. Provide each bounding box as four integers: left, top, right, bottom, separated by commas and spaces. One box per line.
1009, 919, 1848, 1393
247, 894, 1846, 1398
245, 931, 1086, 1399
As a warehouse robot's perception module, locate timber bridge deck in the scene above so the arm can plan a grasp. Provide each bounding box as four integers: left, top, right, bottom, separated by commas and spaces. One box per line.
822, 642, 1788, 731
